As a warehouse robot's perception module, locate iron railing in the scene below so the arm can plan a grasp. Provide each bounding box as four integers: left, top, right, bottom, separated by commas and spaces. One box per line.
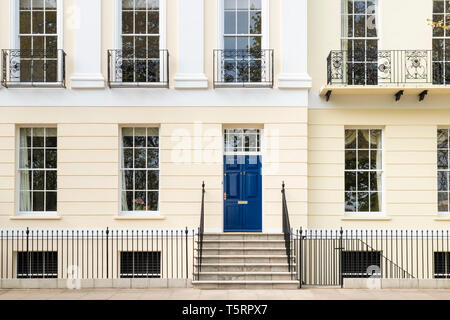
294, 229, 450, 287
0, 228, 194, 280
327, 49, 450, 86
1, 49, 66, 88
107, 49, 169, 88
281, 182, 294, 281
213, 49, 274, 88
196, 182, 206, 281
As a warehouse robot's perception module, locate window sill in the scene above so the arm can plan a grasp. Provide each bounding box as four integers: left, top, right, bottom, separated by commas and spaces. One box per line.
10, 214, 61, 220
341, 215, 391, 221
435, 216, 450, 221
114, 214, 165, 221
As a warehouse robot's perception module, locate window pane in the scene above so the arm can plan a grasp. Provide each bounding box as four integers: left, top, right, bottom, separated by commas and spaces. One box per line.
370, 192, 380, 212
124, 170, 134, 190
147, 0, 159, 10
345, 171, 357, 191
358, 150, 369, 170
20, 12, 31, 34
358, 130, 369, 149
354, 15, 365, 37
250, 0, 261, 10
225, 0, 236, 10
20, 149, 32, 169
46, 128, 57, 147
45, 0, 57, 9
122, 0, 134, 10
370, 150, 381, 170
345, 150, 356, 170
45, 149, 57, 169
147, 170, 159, 190
20, 171, 32, 190
370, 171, 381, 191
438, 149, 449, 169
249, 11, 261, 34
122, 192, 133, 211
33, 192, 44, 211
370, 129, 382, 149
147, 11, 159, 34
32, 12, 44, 34
237, 11, 248, 34
134, 148, 146, 168
237, 0, 248, 9
439, 192, 449, 212
45, 11, 57, 34
46, 192, 57, 211
345, 130, 357, 149
20, 191, 32, 212
135, 12, 147, 34
33, 128, 45, 147
438, 171, 449, 191
46, 171, 57, 190
135, 170, 146, 190
147, 191, 158, 211
32, 149, 45, 168
20, 0, 31, 9
357, 192, 369, 212
147, 149, 159, 168
345, 192, 357, 212
122, 12, 134, 34
33, 170, 45, 190
122, 128, 134, 147
225, 11, 236, 34
135, 128, 146, 147
123, 148, 133, 168
134, 191, 146, 210
357, 171, 369, 191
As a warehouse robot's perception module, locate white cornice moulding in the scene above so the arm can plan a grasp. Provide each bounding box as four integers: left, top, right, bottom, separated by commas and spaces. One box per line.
278, 73, 312, 89
70, 73, 106, 89
173, 73, 209, 89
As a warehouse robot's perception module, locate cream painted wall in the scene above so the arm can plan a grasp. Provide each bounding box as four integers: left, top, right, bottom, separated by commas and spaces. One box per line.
0, 106, 307, 230
308, 108, 450, 229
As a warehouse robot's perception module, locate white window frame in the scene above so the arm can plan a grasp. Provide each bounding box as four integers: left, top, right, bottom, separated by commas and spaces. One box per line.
16, 126, 58, 216
344, 127, 385, 217
119, 126, 160, 216
114, 0, 167, 84
10, 0, 64, 84
216, 0, 270, 85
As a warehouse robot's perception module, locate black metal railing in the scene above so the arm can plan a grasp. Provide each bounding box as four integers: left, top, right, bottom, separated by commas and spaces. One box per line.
213, 49, 274, 88
107, 49, 169, 88
1, 49, 66, 88
0, 228, 194, 280
294, 229, 450, 287
281, 182, 295, 282
196, 182, 206, 281
327, 49, 450, 86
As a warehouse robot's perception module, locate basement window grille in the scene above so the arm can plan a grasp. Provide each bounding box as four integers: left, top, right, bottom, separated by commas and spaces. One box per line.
434, 252, 450, 278
120, 252, 161, 278
341, 251, 381, 278
17, 251, 58, 278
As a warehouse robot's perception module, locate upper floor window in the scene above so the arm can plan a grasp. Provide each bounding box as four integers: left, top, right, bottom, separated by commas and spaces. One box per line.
19, 127, 57, 214
214, 0, 273, 87
109, 0, 168, 86
432, 1, 450, 84
341, 0, 378, 85
3, 0, 65, 87
345, 129, 382, 214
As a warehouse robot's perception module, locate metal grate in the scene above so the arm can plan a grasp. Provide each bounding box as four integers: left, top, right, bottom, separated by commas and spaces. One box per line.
17, 251, 58, 278
341, 251, 381, 278
434, 252, 450, 278
120, 251, 161, 278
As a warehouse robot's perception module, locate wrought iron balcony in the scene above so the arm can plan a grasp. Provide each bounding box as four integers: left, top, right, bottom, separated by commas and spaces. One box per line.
213, 49, 274, 88
107, 49, 169, 88
1, 49, 66, 88
327, 49, 450, 86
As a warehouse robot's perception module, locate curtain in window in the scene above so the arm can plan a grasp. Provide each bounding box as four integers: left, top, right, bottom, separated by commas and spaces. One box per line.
121, 147, 130, 212
19, 130, 31, 211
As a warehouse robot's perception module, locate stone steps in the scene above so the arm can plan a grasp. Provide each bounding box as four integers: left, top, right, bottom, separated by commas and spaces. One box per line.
193, 233, 297, 289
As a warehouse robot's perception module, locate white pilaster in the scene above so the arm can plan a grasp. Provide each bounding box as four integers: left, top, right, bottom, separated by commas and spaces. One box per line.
173, 0, 208, 89
277, 0, 312, 89
70, 0, 105, 89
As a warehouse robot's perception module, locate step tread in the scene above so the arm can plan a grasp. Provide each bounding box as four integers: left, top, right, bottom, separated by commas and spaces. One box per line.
198, 272, 295, 275
192, 280, 299, 284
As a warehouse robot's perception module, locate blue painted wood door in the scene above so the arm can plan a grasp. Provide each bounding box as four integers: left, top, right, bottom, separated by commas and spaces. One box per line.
224, 155, 262, 232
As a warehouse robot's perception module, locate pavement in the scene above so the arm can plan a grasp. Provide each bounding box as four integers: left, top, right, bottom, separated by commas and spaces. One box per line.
0, 287, 450, 300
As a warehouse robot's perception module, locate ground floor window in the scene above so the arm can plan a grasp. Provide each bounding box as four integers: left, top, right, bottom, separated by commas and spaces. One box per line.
120, 127, 159, 213
341, 251, 381, 278
120, 251, 161, 278
17, 251, 58, 278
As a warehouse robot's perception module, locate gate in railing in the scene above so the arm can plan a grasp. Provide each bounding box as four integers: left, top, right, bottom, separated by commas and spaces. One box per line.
294, 229, 450, 287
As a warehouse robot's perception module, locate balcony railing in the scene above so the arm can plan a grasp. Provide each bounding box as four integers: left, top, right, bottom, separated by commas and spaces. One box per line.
327, 49, 450, 86
1, 49, 66, 88
107, 49, 169, 88
213, 49, 274, 88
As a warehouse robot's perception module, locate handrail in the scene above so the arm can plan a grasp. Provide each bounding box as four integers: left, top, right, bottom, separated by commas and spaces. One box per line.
197, 182, 205, 280
281, 182, 292, 274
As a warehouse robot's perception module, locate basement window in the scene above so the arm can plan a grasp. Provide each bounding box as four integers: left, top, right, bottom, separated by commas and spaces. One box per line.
120, 252, 161, 278
434, 252, 450, 278
17, 251, 58, 278
341, 251, 381, 278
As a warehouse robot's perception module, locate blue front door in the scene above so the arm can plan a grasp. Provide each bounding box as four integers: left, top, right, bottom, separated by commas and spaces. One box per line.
223, 155, 262, 232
